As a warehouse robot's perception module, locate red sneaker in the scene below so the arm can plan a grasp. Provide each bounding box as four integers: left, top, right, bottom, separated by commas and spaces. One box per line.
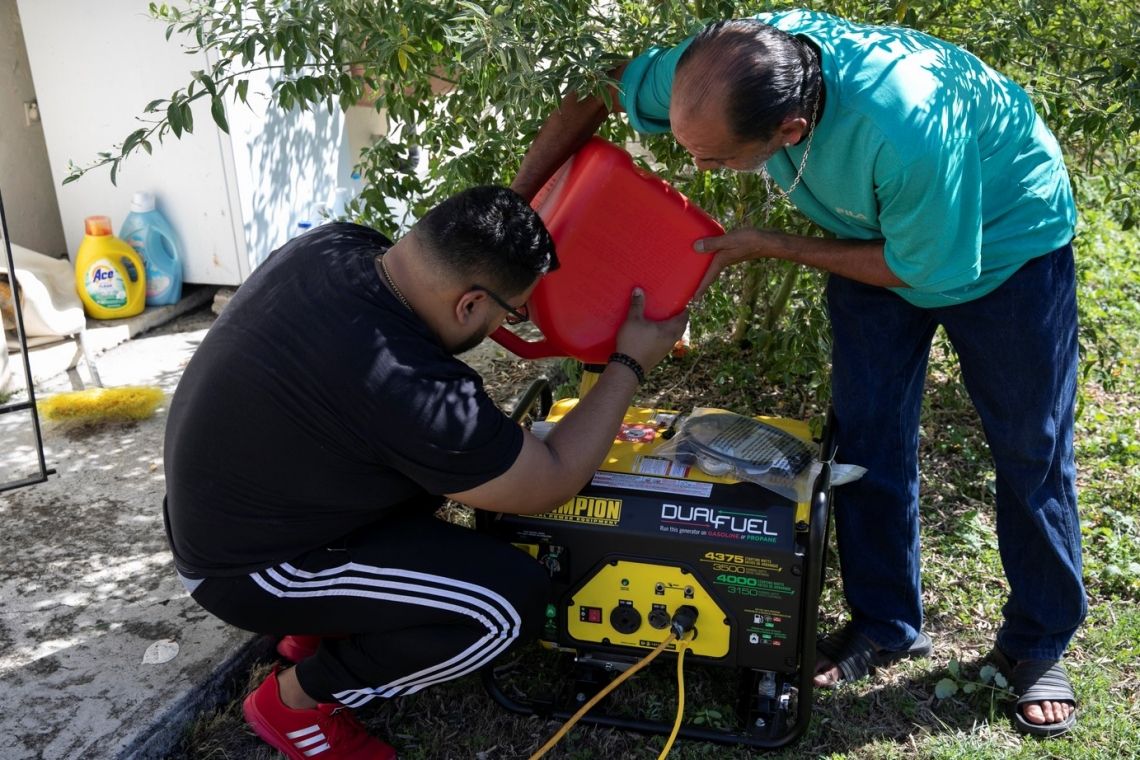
242, 667, 397, 760
277, 635, 323, 663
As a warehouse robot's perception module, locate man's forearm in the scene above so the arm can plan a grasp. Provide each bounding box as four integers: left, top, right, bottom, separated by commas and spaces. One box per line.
512, 91, 611, 201
536, 362, 642, 493
768, 232, 905, 287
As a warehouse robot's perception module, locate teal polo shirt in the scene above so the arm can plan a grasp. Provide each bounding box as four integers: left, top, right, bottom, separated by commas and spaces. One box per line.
620, 9, 1077, 307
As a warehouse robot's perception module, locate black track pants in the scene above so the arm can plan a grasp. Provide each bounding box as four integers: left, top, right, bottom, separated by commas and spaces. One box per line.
188, 509, 551, 705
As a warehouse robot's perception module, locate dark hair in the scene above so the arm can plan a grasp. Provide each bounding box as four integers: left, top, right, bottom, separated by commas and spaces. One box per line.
413, 186, 558, 296
677, 20, 821, 142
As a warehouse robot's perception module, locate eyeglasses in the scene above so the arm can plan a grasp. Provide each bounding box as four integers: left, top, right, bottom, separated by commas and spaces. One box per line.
472, 285, 529, 325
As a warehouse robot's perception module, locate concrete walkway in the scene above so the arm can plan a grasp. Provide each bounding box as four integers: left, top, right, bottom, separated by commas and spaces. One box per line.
0, 291, 264, 760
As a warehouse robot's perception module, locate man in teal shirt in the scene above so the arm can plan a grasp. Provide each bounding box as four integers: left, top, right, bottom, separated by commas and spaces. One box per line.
514, 9, 1082, 737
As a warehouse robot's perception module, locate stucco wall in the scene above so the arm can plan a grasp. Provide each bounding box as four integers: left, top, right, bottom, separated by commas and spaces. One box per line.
0, 0, 65, 257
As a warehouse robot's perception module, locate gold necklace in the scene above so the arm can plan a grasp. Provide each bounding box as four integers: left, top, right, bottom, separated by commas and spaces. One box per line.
761, 88, 821, 220
379, 254, 413, 313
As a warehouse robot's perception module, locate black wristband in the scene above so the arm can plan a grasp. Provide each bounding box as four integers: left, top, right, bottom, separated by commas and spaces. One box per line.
608, 352, 646, 384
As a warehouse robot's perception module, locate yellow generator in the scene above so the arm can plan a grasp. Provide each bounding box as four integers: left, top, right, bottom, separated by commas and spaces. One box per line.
480, 379, 837, 749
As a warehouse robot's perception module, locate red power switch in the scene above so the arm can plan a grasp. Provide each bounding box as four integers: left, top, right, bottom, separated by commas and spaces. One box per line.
580, 606, 603, 624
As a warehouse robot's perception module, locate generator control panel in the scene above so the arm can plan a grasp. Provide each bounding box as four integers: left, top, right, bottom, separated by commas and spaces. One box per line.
566, 560, 730, 657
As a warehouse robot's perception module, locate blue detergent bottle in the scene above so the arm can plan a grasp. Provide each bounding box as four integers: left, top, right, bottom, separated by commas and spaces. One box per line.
119, 191, 183, 306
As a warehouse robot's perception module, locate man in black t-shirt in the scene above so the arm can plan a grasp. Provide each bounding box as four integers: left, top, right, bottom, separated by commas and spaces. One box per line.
163, 186, 687, 760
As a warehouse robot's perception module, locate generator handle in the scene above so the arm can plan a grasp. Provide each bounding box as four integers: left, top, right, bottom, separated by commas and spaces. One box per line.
476, 377, 555, 533
781, 405, 839, 748
510, 376, 554, 423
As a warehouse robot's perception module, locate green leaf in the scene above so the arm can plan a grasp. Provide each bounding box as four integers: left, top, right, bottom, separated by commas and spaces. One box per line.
994, 672, 1009, 689
934, 678, 959, 699
278, 81, 295, 110
211, 96, 229, 133
947, 659, 960, 678
121, 128, 148, 155
979, 664, 998, 684
167, 102, 183, 137
196, 72, 217, 98
397, 49, 409, 72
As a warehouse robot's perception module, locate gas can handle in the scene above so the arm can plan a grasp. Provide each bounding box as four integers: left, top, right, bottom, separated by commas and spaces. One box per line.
120, 256, 140, 282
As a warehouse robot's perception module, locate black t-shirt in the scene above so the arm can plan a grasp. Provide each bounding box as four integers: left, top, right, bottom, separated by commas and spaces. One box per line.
163, 223, 523, 576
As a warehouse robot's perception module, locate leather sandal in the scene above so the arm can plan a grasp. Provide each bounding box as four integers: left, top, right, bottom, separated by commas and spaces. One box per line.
989, 648, 1078, 737
815, 622, 932, 685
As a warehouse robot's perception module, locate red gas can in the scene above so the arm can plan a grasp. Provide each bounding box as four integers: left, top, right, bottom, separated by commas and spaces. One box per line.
491, 138, 723, 364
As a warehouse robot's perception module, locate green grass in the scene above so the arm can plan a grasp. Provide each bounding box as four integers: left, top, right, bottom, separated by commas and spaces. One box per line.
167, 216, 1140, 759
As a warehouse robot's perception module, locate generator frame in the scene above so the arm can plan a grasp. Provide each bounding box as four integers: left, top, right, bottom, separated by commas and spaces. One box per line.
479, 378, 837, 750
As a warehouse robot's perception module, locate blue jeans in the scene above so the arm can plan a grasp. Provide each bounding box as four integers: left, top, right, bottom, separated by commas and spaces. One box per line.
826, 243, 1086, 662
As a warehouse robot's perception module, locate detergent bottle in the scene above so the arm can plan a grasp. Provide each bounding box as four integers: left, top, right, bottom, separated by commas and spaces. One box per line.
119, 192, 184, 306
74, 215, 146, 319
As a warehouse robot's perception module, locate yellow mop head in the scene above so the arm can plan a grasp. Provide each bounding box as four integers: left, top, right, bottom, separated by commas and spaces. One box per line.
37, 386, 164, 423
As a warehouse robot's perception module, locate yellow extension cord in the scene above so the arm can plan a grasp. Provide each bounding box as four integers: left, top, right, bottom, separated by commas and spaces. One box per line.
528, 632, 691, 760
659, 640, 688, 758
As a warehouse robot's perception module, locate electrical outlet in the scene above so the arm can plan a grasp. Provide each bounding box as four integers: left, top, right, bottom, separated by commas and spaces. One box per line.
24, 101, 40, 126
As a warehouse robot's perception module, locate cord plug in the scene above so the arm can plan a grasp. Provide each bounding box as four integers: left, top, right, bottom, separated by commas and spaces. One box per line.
670, 605, 699, 638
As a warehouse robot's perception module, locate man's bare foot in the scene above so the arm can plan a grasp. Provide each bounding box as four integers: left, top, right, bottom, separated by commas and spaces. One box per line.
1021, 699, 1075, 726
991, 649, 1078, 736
814, 627, 932, 688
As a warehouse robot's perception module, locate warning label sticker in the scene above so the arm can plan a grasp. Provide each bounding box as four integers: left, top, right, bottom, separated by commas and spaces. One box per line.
590, 471, 712, 498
